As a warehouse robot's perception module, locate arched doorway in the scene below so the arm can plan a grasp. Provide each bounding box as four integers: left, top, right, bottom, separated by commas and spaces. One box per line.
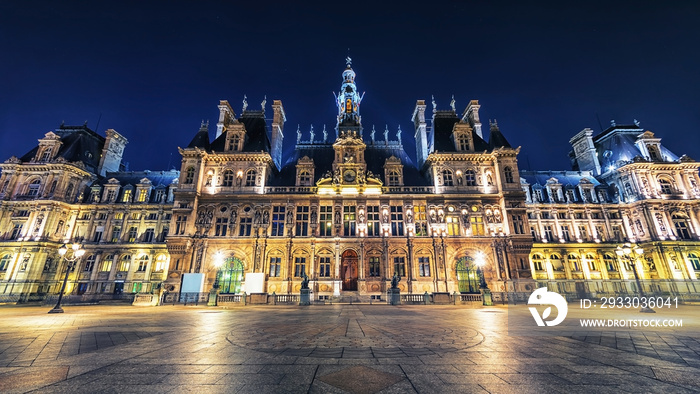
341, 250, 358, 291
218, 257, 244, 294
456, 257, 479, 294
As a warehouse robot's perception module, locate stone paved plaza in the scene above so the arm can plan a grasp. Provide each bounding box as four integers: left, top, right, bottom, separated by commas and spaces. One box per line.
0, 303, 699, 393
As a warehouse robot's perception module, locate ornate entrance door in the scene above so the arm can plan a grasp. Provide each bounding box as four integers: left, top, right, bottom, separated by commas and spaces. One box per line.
341, 250, 358, 290
456, 257, 479, 294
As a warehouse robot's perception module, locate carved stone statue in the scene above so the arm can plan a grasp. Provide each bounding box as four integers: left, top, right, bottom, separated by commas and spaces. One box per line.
301, 272, 309, 289
309, 125, 315, 143
322, 125, 328, 143
391, 272, 400, 289
296, 125, 302, 143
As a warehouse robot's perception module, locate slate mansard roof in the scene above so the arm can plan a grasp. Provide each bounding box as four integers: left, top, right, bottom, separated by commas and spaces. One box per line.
19, 124, 105, 172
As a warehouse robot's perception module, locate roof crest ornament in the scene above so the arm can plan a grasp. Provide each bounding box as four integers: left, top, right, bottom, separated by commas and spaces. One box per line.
371, 125, 376, 143
450, 95, 456, 112
296, 124, 301, 143
397, 125, 402, 143
309, 124, 315, 143
322, 124, 328, 143
634, 119, 641, 127
242, 95, 248, 113
432, 95, 437, 114
384, 125, 389, 143
610, 119, 616, 127
261, 95, 267, 114
346, 56, 352, 67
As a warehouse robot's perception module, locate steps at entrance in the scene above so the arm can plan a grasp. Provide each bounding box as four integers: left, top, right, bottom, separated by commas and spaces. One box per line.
334, 291, 367, 304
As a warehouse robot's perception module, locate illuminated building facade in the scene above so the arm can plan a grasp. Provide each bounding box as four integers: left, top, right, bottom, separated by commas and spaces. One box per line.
0, 60, 698, 301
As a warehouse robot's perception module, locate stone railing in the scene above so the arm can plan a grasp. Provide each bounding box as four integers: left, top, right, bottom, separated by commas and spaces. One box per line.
264, 186, 316, 194
273, 294, 299, 304
217, 294, 246, 305
383, 186, 435, 194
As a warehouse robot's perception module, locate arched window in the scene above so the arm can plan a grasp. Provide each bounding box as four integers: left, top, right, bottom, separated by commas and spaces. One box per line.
688, 253, 700, 271
586, 254, 598, 271
84, 255, 96, 272
0, 254, 11, 271
504, 167, 514, 183
550, 254, 563, 271
624, 182, 634, 197
137, 255, 149, 272
672, 214, 692, 240
658, 177, 673, 194
299, 171, 312, 186
27, 179, 41, 196
222, 170, 235, 187
531, 254, 544, 271
442, 169, 454, 186
217, 257, 244, 294
64, 183, 74, 201
388, 170, 400, 186
456, 257, 479, 293
465, 170, 476, 186
568, 254, 580, 271
184, 167, 195, 184
118, 255, 131, 272
245, 169, 257, 187
603, 254, 617, 271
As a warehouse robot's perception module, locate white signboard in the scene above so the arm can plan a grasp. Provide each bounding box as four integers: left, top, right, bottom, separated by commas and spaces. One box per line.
245, 272, 265, 294
181, 273, 205, 293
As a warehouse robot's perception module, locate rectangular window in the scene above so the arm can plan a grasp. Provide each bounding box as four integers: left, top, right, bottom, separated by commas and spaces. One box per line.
137, 259, 148, 272
596, 225, 606, 241
543, 225, 554, 242
147, 213, 158, 220
271, 206, 285, 236
391, 206, 404, 236
106, 190, 116, 202
369, 257, 380, 277
84, 256, 95, 272
122, 189, 132, 202
269, 257, 281, 277
295, 206, 309, 236
558, 212, 567, 219
393, 257, 405, 277
131, 212, 140, 220
367, 206, 380, 236
320, 206, 333, 237
470, 216, 485, 236
215, 217, 228, 236
612, 225, 623, 242
413, 206, 428, 236
128, 227, 138, 242
512, 215, 525, 234
175, 215, 187, 235
418, 257, 430, 277
111, 226, 121, 242
143, 228, 155, 243
319, 257, 331, 277
578, 225, 588, 241
11, 223, 23, 239
561, 225, 571, 242
294, 257, 306, 277
93, 229, 103, 242
239, 217, 252, 236
343, 206, 356, 236
540, 212, 550, 219
446, 215, 460, 236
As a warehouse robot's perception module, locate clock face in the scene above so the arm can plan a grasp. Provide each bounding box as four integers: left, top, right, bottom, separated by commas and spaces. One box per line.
343, 170, 356, 182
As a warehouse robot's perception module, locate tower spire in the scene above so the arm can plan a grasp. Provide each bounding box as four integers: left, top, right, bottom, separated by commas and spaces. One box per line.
335, 57, 363, 137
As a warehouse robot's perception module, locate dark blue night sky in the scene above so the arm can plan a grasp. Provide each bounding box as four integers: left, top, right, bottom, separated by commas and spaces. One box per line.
1, 1, 699, 172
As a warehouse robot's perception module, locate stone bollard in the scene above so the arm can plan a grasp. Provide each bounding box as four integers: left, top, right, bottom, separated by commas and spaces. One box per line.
423, 291, 430, 305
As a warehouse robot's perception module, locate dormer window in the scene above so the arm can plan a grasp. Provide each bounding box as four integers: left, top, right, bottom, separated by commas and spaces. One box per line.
388, 170, 401, 186
227, 134, 242, 151
137, 189, 148, 203
40, 147, 53, 162
458, 135, 469, 151
122, 188, 132, 203
299, 171, 312, 186
647, 144, 660, 160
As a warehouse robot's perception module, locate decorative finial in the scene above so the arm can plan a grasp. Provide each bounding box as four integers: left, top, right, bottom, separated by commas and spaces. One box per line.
261, 95, 267, 111
323, 124, 328, 142
431, 95, 437, 113
397, 125, 402, 143
371, 125, 376, 142
296, 124, 301, 143
346, 56, 352, 67
309, 124, 315, 143
610, 119, 616, 127
242, 95, 248, 112
450, 95, 456, 112
634, 119, 641, 127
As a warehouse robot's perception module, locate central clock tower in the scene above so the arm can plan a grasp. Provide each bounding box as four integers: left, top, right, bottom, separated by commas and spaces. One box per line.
333, 130, 366, 184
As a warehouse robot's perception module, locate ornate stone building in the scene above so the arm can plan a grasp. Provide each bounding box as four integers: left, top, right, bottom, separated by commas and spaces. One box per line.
0, 60, 698, 301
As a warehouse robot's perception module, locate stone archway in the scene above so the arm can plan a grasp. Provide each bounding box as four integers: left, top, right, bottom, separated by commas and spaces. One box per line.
341, 250, 358, 291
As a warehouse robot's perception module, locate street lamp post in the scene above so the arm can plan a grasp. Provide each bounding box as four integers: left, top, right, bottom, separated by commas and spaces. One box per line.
616, 243, 655, 313
48, 242, 85, 314
475, 251, 492, 306
208, 252, 225, 306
